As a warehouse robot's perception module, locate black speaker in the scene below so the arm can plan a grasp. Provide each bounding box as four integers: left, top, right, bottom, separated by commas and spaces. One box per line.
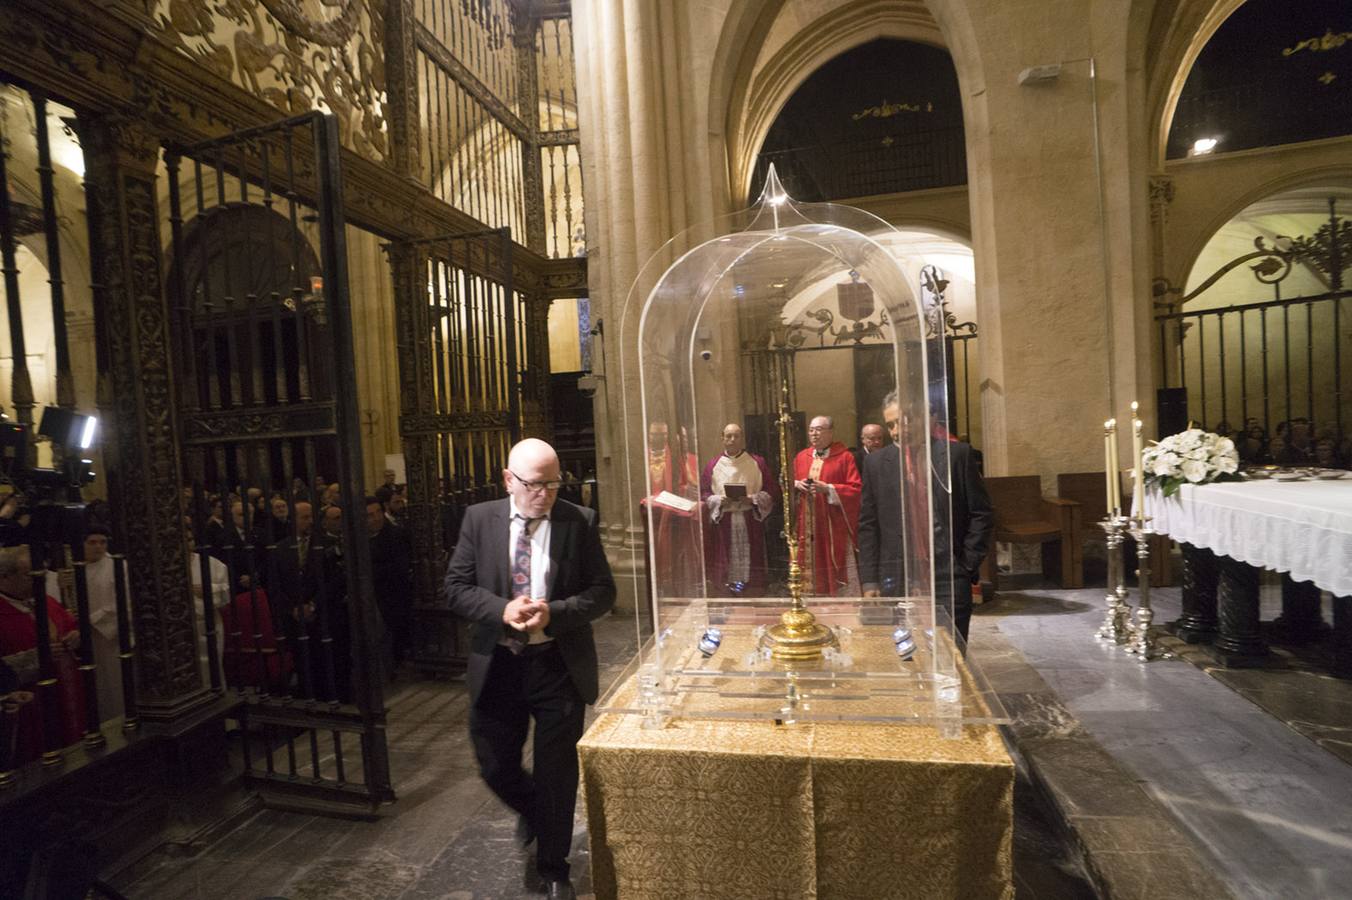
1157, 387, 1188, 438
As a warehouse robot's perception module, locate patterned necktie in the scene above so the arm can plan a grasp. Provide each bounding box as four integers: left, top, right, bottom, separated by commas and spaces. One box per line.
506, 514, 538, 654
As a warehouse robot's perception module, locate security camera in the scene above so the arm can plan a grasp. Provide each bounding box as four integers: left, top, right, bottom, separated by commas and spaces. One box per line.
699, 349, 713, 361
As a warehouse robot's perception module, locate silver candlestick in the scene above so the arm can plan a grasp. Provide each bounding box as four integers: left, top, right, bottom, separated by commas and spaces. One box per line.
1125, 516, 1164, 660
1096, 515, 1132, 644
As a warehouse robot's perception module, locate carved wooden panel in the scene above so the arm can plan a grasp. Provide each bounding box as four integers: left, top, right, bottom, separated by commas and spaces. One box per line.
149, 0, 389, 162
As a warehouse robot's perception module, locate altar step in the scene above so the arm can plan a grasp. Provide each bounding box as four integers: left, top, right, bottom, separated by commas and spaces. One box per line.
976, 587, 1352, 900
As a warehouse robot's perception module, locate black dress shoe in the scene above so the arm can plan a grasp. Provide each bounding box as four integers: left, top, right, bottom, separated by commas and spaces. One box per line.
515, 814, 536, 847
545, 879, 576, 900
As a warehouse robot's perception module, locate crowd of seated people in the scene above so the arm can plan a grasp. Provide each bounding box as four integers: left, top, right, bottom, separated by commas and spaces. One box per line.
1220, 416, 1348, 469
0, 469, 422, 769
185, 471, 415, 701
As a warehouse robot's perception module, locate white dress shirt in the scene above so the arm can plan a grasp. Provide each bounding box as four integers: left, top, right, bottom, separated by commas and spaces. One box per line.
506, 497, 554, 645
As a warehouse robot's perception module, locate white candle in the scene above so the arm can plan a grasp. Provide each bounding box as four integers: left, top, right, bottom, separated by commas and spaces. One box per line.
1103, 421, 1114, 515
1133, 411, 1145, 521
1106, 419, 1120, 515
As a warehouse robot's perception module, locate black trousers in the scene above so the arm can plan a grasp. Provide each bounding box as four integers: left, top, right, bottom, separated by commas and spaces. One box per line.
935, 565, 974, 649
470, 643, 586, 881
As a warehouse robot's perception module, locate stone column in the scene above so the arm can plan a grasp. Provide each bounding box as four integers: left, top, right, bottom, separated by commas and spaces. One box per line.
572, 0, 738, 616
79, 115, 206, 719
1172, 543, 1218, 643
1211, 556, 1267, 666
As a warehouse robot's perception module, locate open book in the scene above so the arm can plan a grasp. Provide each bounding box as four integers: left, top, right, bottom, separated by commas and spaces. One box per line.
650, 490, 697, 513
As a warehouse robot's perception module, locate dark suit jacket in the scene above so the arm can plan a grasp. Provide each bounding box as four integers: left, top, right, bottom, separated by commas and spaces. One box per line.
270, 533, 343, 626
369, 523, 413, 608
443, 498, 615, 705
858, 440, 994, 594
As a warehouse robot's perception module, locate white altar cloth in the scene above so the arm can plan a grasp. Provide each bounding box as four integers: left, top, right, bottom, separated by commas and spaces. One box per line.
1146, 479, 1352, 597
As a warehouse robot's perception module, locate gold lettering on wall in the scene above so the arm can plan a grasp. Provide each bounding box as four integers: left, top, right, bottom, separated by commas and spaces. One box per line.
1282, 28, 1352, 57
851, 100, 933, 121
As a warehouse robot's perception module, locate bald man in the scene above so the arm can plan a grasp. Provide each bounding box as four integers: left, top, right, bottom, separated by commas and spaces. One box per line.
444, 438, 615, 900
853, 422, 886, 473
700, 423, 778, 596
792, 415, 863, 595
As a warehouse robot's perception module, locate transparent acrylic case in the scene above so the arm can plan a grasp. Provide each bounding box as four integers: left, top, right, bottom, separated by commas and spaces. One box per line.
601, 168, 1008, 730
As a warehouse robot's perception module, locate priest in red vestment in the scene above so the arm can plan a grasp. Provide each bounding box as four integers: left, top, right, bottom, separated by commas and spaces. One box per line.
642, 421, 702, 597
0, 545, 86, 764
700, 423, 778, 597
792, 415, 862, 596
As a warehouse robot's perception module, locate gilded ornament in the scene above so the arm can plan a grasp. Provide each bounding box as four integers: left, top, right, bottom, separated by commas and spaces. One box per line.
150, 0, 388, 162
1282, 28, 1352, 57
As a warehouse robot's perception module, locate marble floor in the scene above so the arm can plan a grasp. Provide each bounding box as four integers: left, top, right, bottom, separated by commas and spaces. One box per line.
980, 585, 1352, 900
114, 612, 1095, 899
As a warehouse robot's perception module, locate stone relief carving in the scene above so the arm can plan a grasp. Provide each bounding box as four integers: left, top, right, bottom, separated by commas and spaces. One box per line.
1148, 175, 1175, 227
150, 0, 389, 162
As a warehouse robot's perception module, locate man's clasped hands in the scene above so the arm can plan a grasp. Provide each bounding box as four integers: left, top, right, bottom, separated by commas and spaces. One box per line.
503, 595, 551, 633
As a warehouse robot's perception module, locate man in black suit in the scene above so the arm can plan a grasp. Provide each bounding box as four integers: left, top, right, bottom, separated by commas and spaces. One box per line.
444, 438, 615, 900
366, 495, 413, 670
270, 500, 349, 700
852, 422, 886, 473
859, 391, 993, 644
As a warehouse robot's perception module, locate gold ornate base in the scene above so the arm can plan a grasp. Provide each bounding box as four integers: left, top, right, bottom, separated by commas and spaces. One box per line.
759, 607, 838, 661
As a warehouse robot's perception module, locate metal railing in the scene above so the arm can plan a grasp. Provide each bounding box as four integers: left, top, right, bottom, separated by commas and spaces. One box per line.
1157, 290, 1350, 449
1167, 79, 1352, 159
750, 125, 967, 203
1156, 198, 1351, 459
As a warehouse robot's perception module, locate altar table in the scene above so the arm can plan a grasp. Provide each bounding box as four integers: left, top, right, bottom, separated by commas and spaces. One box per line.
578, 682, 1014, 900
1146, 480, 1352, 672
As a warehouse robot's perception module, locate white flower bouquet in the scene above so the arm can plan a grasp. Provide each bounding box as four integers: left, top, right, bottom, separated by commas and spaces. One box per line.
1142, 428, 1242, 497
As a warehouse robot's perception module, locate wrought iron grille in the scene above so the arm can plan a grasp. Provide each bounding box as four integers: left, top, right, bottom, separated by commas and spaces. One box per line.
1156, 199, 1351, 462
537, 13, 584, 259
950, 333, 978, 444
386, 228, 523, 674
166, 113, 394, 813
0, 83, 80, 445
749, 125, 968, 204
0, 79, 141, 778
414, 0, 583, 258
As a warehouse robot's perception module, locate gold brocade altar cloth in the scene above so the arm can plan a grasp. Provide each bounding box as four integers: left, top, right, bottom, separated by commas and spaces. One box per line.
579, 676, 1014, 900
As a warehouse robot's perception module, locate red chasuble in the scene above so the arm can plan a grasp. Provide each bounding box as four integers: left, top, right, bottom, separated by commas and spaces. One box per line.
0, 593, 86, 762
792, 442, 862, 595
642, 447, 702, 596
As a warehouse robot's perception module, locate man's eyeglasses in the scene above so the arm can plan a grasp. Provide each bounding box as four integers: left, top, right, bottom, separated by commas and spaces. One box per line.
511, 470, 563, 493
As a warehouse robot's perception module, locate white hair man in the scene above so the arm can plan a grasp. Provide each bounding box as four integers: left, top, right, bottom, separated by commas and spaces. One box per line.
700, 423, 779, 596
443, 437, 615, 900
791, 415, 863, 595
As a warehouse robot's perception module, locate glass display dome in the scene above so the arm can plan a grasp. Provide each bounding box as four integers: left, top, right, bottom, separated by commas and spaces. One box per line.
601, 168, 1006, 729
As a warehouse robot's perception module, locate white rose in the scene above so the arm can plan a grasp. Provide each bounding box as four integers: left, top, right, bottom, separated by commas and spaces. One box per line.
1215, 437, 1235, 456
1186, 446, 1208, 461
1151, 453, 1180, 477
1213, 455, 1238, 474
1181, 458, 1208, 482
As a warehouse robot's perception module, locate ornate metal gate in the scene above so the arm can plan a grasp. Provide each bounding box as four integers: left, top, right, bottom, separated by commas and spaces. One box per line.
1154, 198, 1351, 454
166, 113, 393, 813
387, 228, 524, 673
